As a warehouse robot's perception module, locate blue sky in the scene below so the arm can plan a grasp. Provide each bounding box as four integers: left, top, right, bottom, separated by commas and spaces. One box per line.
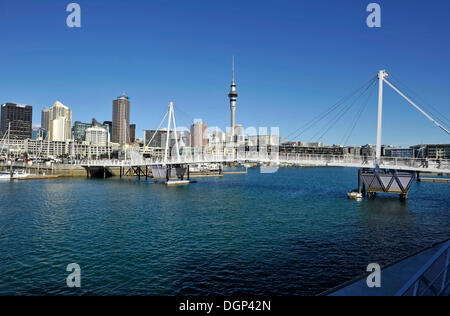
0, 0, 449, 146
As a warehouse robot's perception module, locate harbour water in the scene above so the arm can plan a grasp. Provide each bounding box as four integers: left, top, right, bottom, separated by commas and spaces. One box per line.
0, 167, 448, 295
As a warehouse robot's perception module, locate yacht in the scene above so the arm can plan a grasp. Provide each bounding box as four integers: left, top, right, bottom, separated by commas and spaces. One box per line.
13, 169, 30, 179
0, 171, 12, 180
0, 169, 30, 180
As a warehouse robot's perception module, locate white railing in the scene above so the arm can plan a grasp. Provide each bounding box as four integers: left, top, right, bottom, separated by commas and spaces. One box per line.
73, 153, 450, 173
395, 240, 450, 296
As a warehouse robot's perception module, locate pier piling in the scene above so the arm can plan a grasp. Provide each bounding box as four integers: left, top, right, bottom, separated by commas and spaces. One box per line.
358, 169, 362, 194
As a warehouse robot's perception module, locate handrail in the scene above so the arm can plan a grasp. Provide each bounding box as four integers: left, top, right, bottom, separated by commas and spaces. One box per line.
395, 240, 450, 296
71, 153, 450, 173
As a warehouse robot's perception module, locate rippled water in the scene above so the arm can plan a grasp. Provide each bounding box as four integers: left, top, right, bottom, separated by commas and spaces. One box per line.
0, 167, 448, 295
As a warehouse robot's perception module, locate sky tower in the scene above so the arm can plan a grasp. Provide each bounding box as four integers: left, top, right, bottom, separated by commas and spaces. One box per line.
228, 56, 238, 135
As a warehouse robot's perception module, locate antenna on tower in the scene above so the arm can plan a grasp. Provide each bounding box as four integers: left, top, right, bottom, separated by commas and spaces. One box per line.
232, 56, 235, 83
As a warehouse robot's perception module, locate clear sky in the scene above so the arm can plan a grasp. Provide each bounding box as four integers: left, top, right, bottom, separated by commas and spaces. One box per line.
1, 0, 449, 146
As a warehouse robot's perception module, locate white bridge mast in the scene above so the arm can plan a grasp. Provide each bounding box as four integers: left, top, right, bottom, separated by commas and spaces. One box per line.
376, 69, 449, 168
163, 102, 181, 164
376, 70, 388, 166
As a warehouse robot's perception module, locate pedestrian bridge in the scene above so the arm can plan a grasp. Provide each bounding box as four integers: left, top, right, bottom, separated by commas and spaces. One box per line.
76, 153, 450, 174
78, 69, 450, 176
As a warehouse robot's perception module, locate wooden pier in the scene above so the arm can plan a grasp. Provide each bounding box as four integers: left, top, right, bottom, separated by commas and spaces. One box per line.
18, 175, 60, 181
418, 177, 450, 183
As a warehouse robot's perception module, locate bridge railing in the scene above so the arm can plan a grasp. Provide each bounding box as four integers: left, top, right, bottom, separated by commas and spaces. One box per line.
395, 240, 450, 296
278, 154, 375, 166
379, 157, 450, 171
74, 153, 450, 172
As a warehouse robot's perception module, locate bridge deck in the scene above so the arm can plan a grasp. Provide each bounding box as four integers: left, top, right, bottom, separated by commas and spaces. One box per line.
76, 154, 450, 174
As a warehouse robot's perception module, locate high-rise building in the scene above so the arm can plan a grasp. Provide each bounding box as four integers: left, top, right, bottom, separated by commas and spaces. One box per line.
103, 121, 112, 141
103, 121, 112, 132
144, 129, 167, 148
228, 57, 238, 136
52, 117, 68, 142
41, 101, 72, 141
129, 124, 136, 143
209, 128, 225, 145
190, 120, 208, 148
86, 126, 109, 146
112, 94, 130, 145
73, 121, 92, 141
41, 110, 49, 136
32, 126, 46, 140
1, 103, 33, 140
144, 129, 189, 149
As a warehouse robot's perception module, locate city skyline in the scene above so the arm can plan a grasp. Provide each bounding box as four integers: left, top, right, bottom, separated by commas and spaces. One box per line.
1, 0, 449, 146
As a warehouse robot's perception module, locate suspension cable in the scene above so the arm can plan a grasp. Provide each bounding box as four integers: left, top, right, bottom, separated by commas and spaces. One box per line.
341, 82, 377, 145
286, 76, 377, 142
145, 110, 169, 147
389, 74, 450, 127
313, 79, 377, 142
384, 78, 450, 135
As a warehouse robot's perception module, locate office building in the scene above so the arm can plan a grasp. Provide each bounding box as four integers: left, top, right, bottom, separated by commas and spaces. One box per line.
41, 101, 72, 141
129, 124, 136, 143
144, 129, 166, 148
32, 126, 46, 140
411, 144, 450, 159
73, 121, 92, 141
190, 120, 208, 148
1, 103, 33, 140
103, 121, 112, 133
112, 94, 130, 145
383, 146, 415, 158
144, 129, 189, 149
52, 117, 68, 142
86, 126, 109, 146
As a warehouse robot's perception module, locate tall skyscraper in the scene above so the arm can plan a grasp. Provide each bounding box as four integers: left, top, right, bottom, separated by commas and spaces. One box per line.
228, 57, 238, 136
52, 116, 67, 142
190, 120, 208, 148
112, 94, 130, 145
41, 101, 72, 141
1, 103, 33, 140
129, 124, 136, 143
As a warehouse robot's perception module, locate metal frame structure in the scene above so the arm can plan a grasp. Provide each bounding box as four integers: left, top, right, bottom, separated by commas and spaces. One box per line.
360, 168, 416, 199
